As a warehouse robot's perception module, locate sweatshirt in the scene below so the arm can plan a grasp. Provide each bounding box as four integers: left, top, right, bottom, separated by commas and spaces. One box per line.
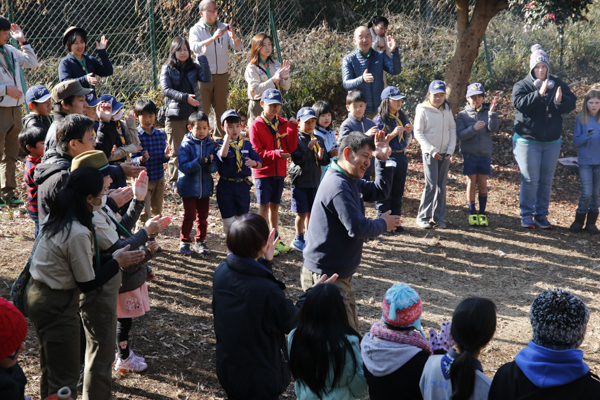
0, 43, 38, 107
413, 102, 456, 156
572, 116, 600, 166
303, 160, 392, 278
189, 18, 242, 75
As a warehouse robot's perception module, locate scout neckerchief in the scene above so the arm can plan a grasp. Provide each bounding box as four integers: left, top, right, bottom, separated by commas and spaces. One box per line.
259, 58, 271, 79
476, 105, 483, 112
116, 120, 127, 146
71, 52, 87, 73
389, 111, 405, 144
0, 46, 16, 78
261, 113, 286, 149
229, 138, 244, 172
427, 100, 443, 111
309, 132, 321, 165
204, 20, 218, 35
355, 46, 372, 58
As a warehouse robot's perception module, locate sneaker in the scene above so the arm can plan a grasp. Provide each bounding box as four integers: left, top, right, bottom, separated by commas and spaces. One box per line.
521, 216, 535, 229
416, 219, 432, 229
179, 242, 192, 255
534, 216, 552, 229
114, 352, 148, 373
275, 240, 291, 253
469, 214, 479, 226
290, 238, 306, 251
128, 349, 146, 363
5, 197, 23, 207
273, 248, 280, 257
433, 220, 447, 229
395, 226, 405, 233
478, 214, 489, 227
0, 198, 7, 208
193, 241, 211, 254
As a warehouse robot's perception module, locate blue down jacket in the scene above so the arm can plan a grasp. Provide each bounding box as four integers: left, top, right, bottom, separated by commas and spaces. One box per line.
176, 133, 217, 199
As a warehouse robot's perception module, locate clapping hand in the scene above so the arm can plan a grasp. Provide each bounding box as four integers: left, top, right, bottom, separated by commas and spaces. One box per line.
308, 138, 318, 150
381, 210, 401, 230
132, 170, 148, 201
97, 101, 112, 122
279, 60, 291, 80
366, 126, 379, 137
389, 125, 405, 140
386, 35, 397, 51
213, 28, 225, 40
330, 147, 339, 157
373, 130, 392, 160
96, 35, 108, 50
141, 150, 150, 163
113, 245, 146, 269
489, 96, 498, 112
555, 86, 563, 103
288, 117, 298, 125
86, 73, 98, 86
143, 215, 172, 236
165, 146, 175, 158
264, 228, 278, 261
404, 123, 413, 134
108, 187, 133, 208
318, 147, 325, 160
244, 157, 259, 168
10, 24, 26, 43
474, 121, 486, 131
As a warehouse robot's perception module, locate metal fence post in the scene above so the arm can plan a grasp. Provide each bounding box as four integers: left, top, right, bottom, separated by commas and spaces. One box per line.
269, 1, 292, 115
6, 0, 30, 113
483, 34, 495, 90
149, 0, 158, 90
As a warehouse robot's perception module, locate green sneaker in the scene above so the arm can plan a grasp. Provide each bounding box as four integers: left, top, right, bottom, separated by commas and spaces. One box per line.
273, 248, 280, 257
478, 214, 489, 227
5, 197, 24, 207
275, 240, 291, 253
0, 198, 7, 208
469, 214, 479, 226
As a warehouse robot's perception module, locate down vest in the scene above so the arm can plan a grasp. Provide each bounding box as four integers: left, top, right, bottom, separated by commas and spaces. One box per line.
176, 133, 217, 199
160, 57, 211, 121
342, 48, 402, 113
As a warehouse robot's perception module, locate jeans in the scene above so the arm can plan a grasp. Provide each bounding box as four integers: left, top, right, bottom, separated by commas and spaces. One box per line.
376, 152, 408, 217
28, 210, 39, 238
577, 164, 600, 213
513, 139, 561, 218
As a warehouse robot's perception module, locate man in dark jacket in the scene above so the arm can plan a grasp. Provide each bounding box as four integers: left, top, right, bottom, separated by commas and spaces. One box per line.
511, 44, 577, 229
342, 26, 402, 118
489, 288, 600, 399
301, 131, 400, 330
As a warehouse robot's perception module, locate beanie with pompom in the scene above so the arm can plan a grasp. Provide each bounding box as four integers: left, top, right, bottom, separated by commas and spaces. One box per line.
529, 44, 550, 74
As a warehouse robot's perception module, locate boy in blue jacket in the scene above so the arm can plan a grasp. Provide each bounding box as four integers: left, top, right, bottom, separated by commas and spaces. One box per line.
289, 107, 330, 251
177, 111, 217, 255
215, 110, 262, 242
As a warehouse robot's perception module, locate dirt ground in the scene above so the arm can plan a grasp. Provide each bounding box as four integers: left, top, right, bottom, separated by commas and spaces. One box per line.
2, 84, 600, 399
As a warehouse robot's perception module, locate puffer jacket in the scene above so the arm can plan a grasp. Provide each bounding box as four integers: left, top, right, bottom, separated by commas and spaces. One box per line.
289, 131, 330, 188
512, 71, 576, 142
58, 51, 113, 88
413, 102, 456, 156
456, 103, 499, 157
33, 151, 72, 223
160, 57, 211, 121
0, 44, 38, 107
342, 48, 402, 113
176, 133, 217, 199
22, 112, 52, 133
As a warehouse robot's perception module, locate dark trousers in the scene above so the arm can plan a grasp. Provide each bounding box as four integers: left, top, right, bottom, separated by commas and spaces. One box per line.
180, 197, 210, 242
376, 152, 408, 217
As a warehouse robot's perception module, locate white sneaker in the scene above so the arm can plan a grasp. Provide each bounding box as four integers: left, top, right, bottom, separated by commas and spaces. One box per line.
114, 351, 148, 372
416, 218, 432, 229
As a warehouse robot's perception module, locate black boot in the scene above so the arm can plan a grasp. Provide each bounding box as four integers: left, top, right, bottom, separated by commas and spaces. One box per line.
584, 211, 600, 234
569, 212, 587, 233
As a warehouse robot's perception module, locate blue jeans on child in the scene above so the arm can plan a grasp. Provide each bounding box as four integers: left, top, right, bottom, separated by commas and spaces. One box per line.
512, 139, 561, 219
28, 210, 39, 238
577, 164, 600, 214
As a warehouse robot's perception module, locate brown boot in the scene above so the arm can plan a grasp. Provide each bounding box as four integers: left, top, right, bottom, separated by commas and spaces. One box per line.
584, 211, 599, 234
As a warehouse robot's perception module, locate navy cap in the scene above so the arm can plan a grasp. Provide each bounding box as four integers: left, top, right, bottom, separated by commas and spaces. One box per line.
296, 107, 316, 122
99, 94, 124, 113
85, 93, 101, 107
221, 109, 241, 125
381, 86, 406, 101
261, 88, 282, 105
466, 83, 485, 97
428, 80, 446, 94
26, 85, 51, 104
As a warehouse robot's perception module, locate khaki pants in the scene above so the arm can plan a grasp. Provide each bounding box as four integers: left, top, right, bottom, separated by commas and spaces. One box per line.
79, 271, 122, 400
25, 281, 81, 399
165, 120, 188, 186
0, 106, 21, 199
300, 267, 359, 331
248, 99, 263, 125
200, 72, 230, 139
137, 176, 165, 237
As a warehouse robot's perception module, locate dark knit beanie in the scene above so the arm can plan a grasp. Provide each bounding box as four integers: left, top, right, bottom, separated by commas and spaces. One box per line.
530, 289, 589, 350
0, 297, 28, 360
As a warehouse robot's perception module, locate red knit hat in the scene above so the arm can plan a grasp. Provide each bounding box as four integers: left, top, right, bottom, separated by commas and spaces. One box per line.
0, 297, 27, 360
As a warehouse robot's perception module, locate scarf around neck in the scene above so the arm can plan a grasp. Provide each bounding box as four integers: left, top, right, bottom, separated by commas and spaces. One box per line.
370, 320, 432, 354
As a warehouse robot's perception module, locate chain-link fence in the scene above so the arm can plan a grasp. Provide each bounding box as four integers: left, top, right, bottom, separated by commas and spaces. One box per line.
2, 0, 512, 101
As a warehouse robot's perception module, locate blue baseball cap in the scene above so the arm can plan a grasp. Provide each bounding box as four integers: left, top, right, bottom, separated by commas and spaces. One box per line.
428, 80, 446, 94
26, 85, 51, 104
296, 107, 316, 122
381, 86, 406, 101
221, 109, 241, 125
99, 94, 124, 113
261, 88, 282, 105
466, 82, 485, 97
85, 93, 101, 107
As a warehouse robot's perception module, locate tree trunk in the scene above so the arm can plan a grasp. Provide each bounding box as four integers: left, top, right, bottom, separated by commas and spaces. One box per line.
445, 0, 509, 114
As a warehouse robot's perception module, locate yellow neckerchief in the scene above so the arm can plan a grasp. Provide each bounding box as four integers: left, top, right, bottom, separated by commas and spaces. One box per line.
116, 121, 127, 146
308, 132, 321, 165
389, 111, 405, 143
427, 100, 443, 111
476, 105, 483, 112
261, 113, 286, 149
229, 138, 244, 172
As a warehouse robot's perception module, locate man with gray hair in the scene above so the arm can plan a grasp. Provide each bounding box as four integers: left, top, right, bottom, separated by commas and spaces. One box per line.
189, 0, 242, 138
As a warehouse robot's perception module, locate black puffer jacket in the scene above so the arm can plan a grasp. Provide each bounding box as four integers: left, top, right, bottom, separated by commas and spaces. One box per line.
289, 131, 330, 188
512, 71, 576, 142
34, 151, 72, 223
212, 256, 306, 400
22, 113, 52, 132
160, 57, 211, 121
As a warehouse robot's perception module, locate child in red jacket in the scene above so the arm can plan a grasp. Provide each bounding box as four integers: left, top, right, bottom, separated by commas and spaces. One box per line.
249, 88, 298, 255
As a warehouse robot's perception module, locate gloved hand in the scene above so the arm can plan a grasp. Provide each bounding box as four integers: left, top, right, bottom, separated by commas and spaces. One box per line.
429, 321, 454, 352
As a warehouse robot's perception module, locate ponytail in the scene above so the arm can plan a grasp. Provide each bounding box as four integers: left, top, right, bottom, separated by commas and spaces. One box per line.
449, 297, 497, 400
368, 16, 389, 29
